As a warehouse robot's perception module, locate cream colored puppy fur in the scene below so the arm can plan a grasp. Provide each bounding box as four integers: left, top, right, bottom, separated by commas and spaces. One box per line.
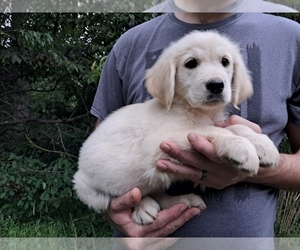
73, 31, 279, 225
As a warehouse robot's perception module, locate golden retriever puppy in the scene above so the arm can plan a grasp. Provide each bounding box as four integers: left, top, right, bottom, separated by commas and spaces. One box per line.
73, 31, 279, 225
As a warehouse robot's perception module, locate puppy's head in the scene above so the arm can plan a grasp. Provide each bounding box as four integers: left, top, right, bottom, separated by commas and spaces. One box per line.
145, 31, 253, 111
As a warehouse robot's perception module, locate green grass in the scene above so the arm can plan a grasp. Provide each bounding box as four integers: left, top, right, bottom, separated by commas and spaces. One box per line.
276, 191, 300, 237
275, 137, 300, 237
1, 218, 75, 237
0, 215, 112, 237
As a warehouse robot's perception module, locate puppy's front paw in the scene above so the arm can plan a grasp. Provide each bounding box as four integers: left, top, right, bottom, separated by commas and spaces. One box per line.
225, 124, 279, 169
132, 196, 160, 225
247, 134, 280, 168
215, 136, 260, 176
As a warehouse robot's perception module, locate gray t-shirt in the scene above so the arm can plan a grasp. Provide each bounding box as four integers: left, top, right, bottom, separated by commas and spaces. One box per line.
91, 13, 300, 238
146, 0, 298, 12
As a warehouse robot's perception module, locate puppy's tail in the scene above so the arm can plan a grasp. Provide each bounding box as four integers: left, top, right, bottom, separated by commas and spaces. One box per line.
73, 170, 111, 212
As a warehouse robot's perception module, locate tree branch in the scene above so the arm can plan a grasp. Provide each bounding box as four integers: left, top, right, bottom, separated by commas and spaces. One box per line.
0, 112, 91, 126
25, 134, 78, 159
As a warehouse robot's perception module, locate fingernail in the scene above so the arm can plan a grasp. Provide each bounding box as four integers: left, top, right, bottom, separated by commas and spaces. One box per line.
192, 209, 201, 216
180, 205, 188, 212
214, 120, 226, 127
187, 133, 197, 142
129, 191, 135, 201
161, 143, 171, 152
214, 121, 225, 127
156, 161, 167, 170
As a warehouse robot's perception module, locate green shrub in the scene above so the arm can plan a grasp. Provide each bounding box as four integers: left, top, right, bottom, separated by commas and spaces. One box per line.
0, 152, 113, 237
0, 13, 155, 237
275, 136, 300, 237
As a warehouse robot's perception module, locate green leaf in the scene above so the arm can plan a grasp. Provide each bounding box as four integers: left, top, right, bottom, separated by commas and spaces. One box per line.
11, 161, 17, 169
0, 176, 8, 186
52, 199, 61, 208
11, 53, 22, 64
8, 153, 17, 160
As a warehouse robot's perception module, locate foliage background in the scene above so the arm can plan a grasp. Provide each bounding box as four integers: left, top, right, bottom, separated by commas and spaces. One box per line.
0, 0, 300, 12
0, 12, 300, 237
0, 13, 156, 236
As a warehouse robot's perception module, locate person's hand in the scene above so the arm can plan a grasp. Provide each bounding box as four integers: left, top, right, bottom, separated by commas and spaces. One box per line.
155, 115, 262, 189
104, 187, 201, 237
214, 115, 261, 133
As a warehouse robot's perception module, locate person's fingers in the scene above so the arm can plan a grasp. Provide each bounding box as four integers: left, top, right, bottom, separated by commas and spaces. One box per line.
145, 204, 201, 237
159, 139, 207, 168
110, 187, 142, 213
159, 134, 222, 167
187, 133, 223, 163
214, 115, 261, 133
156, 159, 203, 182
106, 189, 200, 237
157, 135, 214, 182
104, 188, 143, 236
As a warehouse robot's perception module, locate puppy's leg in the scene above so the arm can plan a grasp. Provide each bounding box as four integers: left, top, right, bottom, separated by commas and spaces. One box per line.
226, 124, 280, 168
209, 133, 260, 175
152, 193, 207, 211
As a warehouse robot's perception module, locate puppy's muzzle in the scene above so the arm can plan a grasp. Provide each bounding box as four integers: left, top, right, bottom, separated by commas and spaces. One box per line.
206, 79, 224, 94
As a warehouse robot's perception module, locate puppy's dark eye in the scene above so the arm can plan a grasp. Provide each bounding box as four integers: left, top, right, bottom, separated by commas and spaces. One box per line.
185, 58, 198, 69
221, 57, 229, 67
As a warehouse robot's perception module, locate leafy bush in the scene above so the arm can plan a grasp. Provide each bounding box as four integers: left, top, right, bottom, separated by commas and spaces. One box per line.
0, 13, 155, 236
1, 153, 73, 218
0, 150, 113, 236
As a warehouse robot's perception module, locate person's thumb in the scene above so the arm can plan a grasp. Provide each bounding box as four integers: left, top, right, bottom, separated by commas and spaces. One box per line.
109, 187, 142, 212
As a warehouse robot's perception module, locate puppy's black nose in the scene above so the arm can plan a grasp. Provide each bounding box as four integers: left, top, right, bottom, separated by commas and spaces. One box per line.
206, 79, 224, 94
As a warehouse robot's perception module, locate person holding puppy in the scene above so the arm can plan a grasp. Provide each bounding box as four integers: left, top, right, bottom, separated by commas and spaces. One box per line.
90, 0, 300, 246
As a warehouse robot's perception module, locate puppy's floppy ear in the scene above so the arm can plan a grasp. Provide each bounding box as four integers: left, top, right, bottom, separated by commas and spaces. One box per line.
231, 49, 253, 109
145, 49, 176, 111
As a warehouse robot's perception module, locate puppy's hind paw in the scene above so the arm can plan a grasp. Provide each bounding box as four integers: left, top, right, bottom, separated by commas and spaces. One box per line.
182, 193, 207, 211
132, 196, 160, 225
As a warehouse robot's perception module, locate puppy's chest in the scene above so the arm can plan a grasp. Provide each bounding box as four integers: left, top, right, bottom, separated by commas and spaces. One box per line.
161, 113, 214, 131
179, 111, 226, 128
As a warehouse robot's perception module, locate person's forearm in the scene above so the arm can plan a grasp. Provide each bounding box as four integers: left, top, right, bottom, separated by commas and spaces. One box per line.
247, 152, 300, 191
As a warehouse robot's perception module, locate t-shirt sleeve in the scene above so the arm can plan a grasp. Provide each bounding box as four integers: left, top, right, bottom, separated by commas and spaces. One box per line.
287, 76, 300, 128
287, 26, 300, 128
90, 49, 125, 121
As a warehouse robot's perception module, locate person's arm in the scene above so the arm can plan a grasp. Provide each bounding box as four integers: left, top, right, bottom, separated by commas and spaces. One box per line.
247, 122, 300, 191
155, 116, 300, 192
94, 119, 200, 237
